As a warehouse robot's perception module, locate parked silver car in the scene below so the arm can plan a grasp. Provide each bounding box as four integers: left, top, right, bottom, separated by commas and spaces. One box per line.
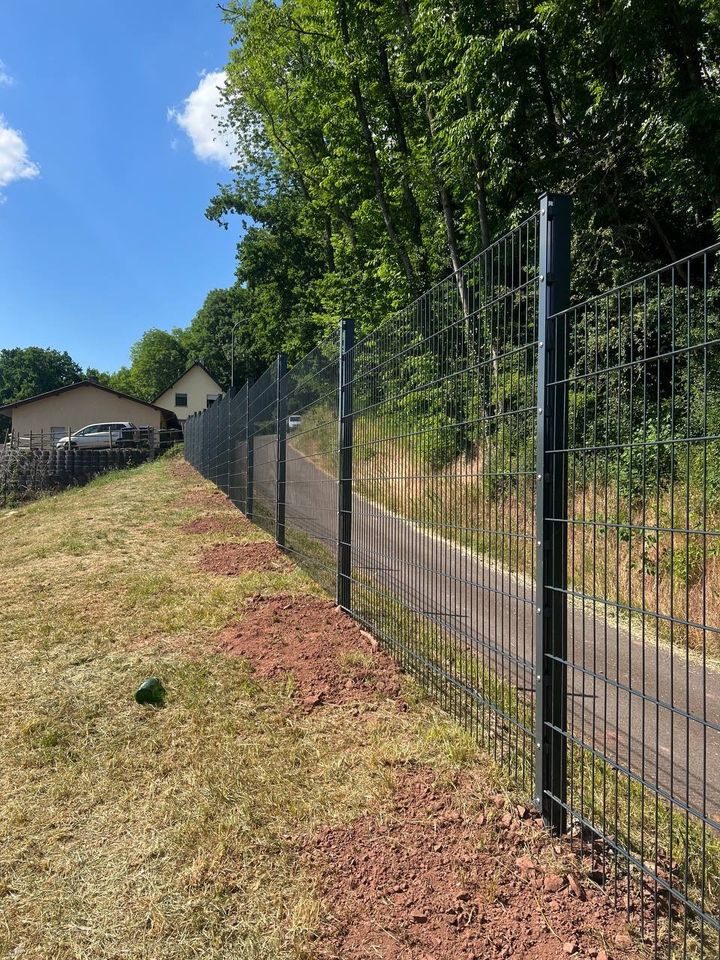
56, 422, 136, 450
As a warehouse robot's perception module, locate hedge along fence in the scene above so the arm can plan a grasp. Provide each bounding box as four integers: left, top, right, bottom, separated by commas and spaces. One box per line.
0, 447, 151, 505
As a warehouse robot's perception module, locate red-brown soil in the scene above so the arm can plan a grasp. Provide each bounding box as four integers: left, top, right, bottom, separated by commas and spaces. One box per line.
179, 463, 645, 957
181, 514, 248, 535
218, 595, 402, 708
307, 766, 640, 960
200, 542, 291, 575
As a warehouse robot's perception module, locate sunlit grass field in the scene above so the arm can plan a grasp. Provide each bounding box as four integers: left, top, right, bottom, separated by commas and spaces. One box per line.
0, 453, 497, 959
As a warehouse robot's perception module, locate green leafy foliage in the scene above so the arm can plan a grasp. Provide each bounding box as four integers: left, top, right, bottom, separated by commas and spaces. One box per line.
0, 347, 83, 433
202, 0, 719, 383
180, 286, 260, 388
0, 347, 82, 407
114, 328, 188, 402
10, 0, 720, 468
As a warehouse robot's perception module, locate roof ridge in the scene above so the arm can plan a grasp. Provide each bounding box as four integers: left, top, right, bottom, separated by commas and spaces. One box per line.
0, 379, 175, 416
151, 360, 223, 402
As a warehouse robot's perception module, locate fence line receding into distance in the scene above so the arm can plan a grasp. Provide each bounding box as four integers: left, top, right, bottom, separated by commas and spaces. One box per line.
184, 193, 720, 958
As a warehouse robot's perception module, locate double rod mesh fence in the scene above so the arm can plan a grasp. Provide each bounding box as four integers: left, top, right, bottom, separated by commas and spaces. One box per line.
184, 193, 720, 957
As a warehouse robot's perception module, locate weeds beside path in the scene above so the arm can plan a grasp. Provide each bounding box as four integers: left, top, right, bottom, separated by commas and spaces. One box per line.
0, 456, 642, 959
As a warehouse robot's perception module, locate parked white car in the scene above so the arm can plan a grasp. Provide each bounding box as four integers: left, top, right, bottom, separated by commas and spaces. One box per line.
288, 414, 302, 430
56, 422, 136, 450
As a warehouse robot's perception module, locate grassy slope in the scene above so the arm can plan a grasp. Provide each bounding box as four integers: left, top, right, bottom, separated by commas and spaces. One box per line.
0, 455, 495, 960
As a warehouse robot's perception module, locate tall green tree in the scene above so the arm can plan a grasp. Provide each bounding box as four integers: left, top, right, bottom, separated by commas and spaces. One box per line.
123, 329, 188, 401
90, 0, 720, 408
181, 285, 261, 387
210, 0, 720, 359
0, 347, 84, 433
107, 366, 138, 397
0, 347, 83, 406
84, 367, 112, 386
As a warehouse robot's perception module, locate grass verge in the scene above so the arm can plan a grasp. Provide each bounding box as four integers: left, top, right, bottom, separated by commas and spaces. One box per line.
276, 510, 719, 957
0, 454, 516, 959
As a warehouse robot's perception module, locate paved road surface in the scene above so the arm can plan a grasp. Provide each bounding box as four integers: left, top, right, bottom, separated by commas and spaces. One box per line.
250, 435, 720, 826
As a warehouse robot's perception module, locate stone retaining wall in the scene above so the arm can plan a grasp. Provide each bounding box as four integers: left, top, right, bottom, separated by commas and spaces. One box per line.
0, 448, 150, 504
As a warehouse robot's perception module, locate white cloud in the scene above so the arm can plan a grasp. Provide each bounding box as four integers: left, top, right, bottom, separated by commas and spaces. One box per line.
0, 115, 40, 189
0, 60, 13, 86
168, 70, 236, 166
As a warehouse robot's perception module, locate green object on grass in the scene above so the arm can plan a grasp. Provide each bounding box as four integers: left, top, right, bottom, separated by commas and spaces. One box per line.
134, 677, 165, 705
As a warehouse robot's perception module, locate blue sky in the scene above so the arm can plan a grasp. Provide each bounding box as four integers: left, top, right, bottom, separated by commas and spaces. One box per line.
0, 0, 242, 372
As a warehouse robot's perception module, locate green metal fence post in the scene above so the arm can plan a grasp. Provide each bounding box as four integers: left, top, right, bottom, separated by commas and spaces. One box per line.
337, 317, 355, 610
535, 192, 572, 833
246, 383, 254, 520
275, 354, 288, 547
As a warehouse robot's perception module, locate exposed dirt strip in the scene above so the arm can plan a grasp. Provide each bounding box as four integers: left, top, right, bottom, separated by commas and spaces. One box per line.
181, 513, 248, 534
218, 594, 402, 710
306, 766, 640, 959
200, 542, 291, 575
214, 588, 644, 959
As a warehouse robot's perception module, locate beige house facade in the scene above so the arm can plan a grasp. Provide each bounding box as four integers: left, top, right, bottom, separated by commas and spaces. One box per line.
153, 362, 223, 426
0, 380, 175, 442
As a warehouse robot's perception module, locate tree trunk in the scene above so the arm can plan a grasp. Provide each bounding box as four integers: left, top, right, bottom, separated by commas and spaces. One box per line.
515, 0, 559, 153
375, 34, 425, 258
536, 38, 559, 153
475, 174, 491, 251
256, 93, 313, 201
465, 92, 492, 249
324, 216, 335, 272
397, 0, 470, 317
337, 0, 418, 290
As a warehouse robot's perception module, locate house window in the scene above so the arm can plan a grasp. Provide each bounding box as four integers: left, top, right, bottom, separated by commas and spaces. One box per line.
206, 394, 221, 407
175, 393, 188, 407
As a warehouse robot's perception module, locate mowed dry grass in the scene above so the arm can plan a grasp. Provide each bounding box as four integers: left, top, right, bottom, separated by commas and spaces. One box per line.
0, 455, 505, 959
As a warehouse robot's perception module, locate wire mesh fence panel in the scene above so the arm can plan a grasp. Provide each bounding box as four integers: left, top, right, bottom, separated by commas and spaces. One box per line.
193, 413, 200, 475
547, 243, 720, 956
205, 400, 215, 483
207, 404, 214, 480
184, 416, 193, 468
203, 403, 211, 480
182, 206, 720, 958
228, 384, 249, 514
217, 396, 226, 490
199, 412, 205, 476
216, 397, 224, 487
214, 397, 221, 485
348, 215, 541, 796
280, 331, 341, 596
221, 392, 231, 495
248, 364, 278, 536
201, 404, 212, 479
207, 398, 218, 487
190, 414, 202, 475
207, 400, 215, 482
204, 409, 210, 478
209, 395, 223, 490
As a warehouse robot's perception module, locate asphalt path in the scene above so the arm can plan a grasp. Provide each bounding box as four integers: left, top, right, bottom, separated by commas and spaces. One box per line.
251, 434, 720, 826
